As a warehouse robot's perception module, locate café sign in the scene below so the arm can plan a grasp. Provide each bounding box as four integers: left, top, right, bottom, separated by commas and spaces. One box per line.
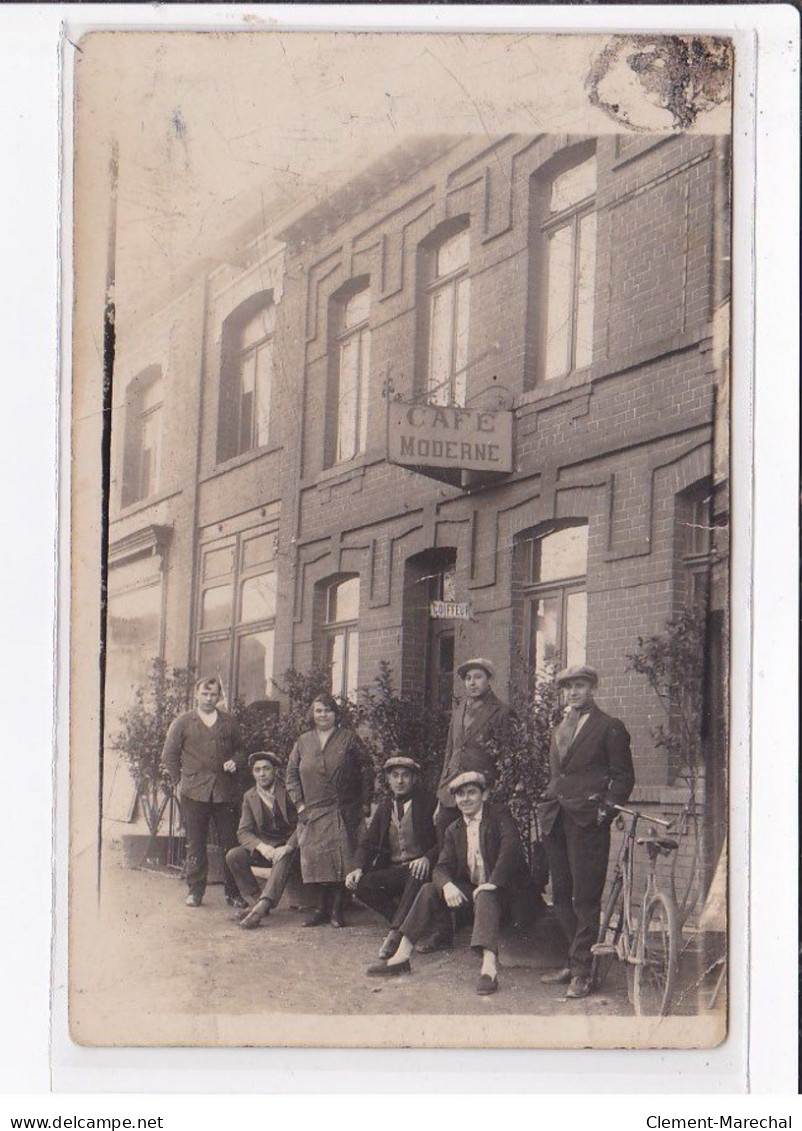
387, 401, 513, 487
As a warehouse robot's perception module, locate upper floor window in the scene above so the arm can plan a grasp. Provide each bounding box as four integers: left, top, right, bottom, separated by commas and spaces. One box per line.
333, 286, 371, 464
540, 151, 597, 381
522, 521, 588, 677
121, 366, 163, 507
680, 482, 714, 608
420, 221, 471, 406
195, 528, 278, 705
217, 293, 275, 463
322, 575, 360, 700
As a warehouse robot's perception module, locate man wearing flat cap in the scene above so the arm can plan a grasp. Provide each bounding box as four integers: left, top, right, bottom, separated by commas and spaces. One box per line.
435, 657, 512, 846
538, 664, 635, 999
367, 770, 526, 995
226, 751, 299, 928
345, 755, 438, 960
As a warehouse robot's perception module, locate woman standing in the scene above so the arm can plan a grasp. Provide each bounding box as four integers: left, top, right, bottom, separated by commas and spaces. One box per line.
286, 693, 373, 927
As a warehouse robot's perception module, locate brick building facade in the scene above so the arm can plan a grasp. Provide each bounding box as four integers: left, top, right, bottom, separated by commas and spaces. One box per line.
105, 132, 729, 878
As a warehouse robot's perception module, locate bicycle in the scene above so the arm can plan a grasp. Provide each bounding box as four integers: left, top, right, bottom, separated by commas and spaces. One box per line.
590, 801, 680, 1016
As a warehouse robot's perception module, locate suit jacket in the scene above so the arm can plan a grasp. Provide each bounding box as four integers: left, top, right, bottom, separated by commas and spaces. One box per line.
236, 784, 297, 853
355, 785, 438, 872
437, 690, 512, 807
537, 703, 635, 834
161, 709, 246, 804
433, 802, 525, 893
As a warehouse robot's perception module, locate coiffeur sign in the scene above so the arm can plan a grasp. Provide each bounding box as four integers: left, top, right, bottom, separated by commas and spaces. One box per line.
387, 401, 513, 488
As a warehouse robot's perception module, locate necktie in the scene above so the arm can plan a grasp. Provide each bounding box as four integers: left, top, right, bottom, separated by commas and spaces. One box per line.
395, 799, 406, 821
556, 708, 582, 763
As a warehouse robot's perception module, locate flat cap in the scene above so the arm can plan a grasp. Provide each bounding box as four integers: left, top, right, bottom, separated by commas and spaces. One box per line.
383, 755, 421, 774
556, 664, 599, 687
448, 770, 488, 794
456, 657, 495, 680
248, 750, 283, 770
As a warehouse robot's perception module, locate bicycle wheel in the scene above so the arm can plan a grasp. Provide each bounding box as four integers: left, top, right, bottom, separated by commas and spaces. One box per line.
591, 877, 624, 991
633, 891, 680, 1016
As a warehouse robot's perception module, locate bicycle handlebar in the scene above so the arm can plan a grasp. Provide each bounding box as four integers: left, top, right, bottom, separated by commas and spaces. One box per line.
587, 795, 674, 828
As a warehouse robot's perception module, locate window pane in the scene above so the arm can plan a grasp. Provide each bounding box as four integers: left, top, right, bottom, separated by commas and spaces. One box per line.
337, 337, 359, 462
237, 629, 275, 703
565, 590, 588, 668
239, 351, 256, 395
453, 276, 470, 407
533, 596, 560, 673
344, 289, 370, 330
428, 286, 454, 404
240, 304, 275, 350
105, 584, 162, 723
328, 630, 346, 698
436, 229, 469, 277
436, 632, 455, 712
329, 576, 359, 623
255, 339, 272, 446
141, 378, 163, 413
203, 546, 235, 580
550, 155, 596, 213
345, 630, 359, 699
574, 211, 597, 370
140, 408, 162, 497
357, 329, 370, 454
201, 584, 232, 631
543, 224, 573, 380
242, 533, 276, 569
238, 389, 254, 454
442, 566, 457, 603
240, 572, 277, 623
198, 637, 230, 691
535, 525, 588, 582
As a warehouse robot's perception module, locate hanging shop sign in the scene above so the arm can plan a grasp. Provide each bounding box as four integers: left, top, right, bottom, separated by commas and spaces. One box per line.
429, 600, 472, 620
387, 401, 513, 488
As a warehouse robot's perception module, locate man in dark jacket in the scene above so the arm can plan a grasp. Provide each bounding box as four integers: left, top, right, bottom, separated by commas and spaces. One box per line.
226, 751, 299, 927
345, 756, 437, 960
538, 664, 635, 1000
435, 657, 512, 846
367, 770, 525, 996
162, 676, 247, 908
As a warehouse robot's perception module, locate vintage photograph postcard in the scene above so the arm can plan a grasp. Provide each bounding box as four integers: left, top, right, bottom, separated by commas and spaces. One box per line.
69, 29, 732, 1048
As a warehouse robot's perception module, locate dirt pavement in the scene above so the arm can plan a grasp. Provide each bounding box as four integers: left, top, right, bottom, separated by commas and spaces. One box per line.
81, 862, 634, 1023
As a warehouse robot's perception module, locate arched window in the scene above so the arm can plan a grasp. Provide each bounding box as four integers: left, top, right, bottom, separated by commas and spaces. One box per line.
418, 220, 471, 406
121, 365, 163, 506
536, 147, 597, 382
332, 284, 371, 464
217, 292, 275, 462
322, 576, 360, 699
522, 521, 588, 676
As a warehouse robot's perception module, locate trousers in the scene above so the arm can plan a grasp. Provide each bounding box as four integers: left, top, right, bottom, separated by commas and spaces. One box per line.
400, 881, 503, 954
543, 809, 612, 977
182, 796, 240, 899
355, 864, 425, 929
225, 841, 300, 907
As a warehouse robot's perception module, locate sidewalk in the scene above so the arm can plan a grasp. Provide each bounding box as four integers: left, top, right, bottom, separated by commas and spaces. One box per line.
83, 863, 634, 1022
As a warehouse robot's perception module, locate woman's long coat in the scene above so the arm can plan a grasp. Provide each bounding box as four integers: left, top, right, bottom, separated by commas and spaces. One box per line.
286, 727, 373, 883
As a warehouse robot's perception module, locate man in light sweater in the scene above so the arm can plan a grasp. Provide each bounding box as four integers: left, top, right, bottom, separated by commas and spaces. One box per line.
162, 676, 247, 908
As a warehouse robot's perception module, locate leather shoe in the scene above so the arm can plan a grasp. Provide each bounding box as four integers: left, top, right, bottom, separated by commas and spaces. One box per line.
566, 976, 591, 999
416, 932, 453, 954
476, 973, 499, 996
378, 930, 402, 960
303, 909, 330, 928
226, 894, 249, 910
185, 892, 202, 908
240, 900, 270, 929
366, 960, 411, 977
540, 967, 572, 985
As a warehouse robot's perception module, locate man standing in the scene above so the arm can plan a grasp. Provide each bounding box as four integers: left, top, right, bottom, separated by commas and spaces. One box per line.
435, 658, 511, 845
366, 771, 525, 996
162, 676, 247, 908
226, 751, 299, 928
538, 664, 635, 1000
345, 756, 438, 961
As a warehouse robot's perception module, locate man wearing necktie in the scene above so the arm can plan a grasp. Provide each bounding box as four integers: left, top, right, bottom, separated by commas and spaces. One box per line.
366, 770, 526, 996
538, 664, 635, 1000
345, 756, 438, 961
